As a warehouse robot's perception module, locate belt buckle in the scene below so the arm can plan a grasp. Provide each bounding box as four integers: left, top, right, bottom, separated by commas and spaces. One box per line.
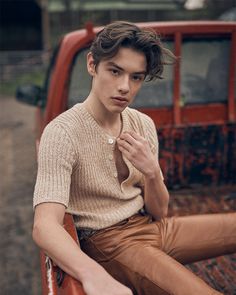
77, 228, 97, 241
139, 208, 146, 216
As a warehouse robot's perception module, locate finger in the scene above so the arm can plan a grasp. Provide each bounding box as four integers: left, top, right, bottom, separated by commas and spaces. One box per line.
121, 131, 147, 146
130, 131, 150, 149
117, 144, 132, 159
117, 138, 134, 152
125, 131, 144, 141
119, 132, 138, 145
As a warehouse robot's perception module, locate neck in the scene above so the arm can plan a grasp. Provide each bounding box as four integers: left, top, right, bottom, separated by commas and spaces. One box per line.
84, 95, 122, 138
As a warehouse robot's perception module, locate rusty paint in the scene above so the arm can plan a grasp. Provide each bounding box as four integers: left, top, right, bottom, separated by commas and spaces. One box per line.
36, 21, 236, 295
39, 21, 236, 188
228, 31, 236, 122
173, 32, 181, 125
158, 123, 236, 188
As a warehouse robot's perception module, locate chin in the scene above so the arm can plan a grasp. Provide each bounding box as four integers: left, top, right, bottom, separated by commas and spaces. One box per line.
112, 105, 127, 113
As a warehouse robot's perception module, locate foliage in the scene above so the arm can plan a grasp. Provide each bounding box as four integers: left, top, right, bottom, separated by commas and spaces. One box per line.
0, 70, 45, 97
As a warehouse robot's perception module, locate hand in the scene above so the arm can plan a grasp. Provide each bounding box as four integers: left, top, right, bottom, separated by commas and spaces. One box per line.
82, 263, 133, 295
117, 131, 161, 178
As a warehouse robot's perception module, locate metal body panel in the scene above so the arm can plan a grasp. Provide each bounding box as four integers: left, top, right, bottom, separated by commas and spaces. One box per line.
158, 123, 236, 188
36, 20, 236, 295
41, 21, 236, 187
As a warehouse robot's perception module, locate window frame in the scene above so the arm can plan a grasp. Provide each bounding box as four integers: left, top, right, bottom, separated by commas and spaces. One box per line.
170, 30, 236, 126
44, 22, 236, 128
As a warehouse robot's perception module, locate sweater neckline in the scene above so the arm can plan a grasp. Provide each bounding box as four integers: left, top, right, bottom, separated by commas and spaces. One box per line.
79, 103, 129, 141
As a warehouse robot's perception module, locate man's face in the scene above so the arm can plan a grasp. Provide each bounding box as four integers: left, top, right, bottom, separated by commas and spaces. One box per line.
87, 47, 147, 113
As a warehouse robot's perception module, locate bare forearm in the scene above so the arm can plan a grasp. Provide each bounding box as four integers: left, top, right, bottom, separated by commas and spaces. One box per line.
33, 202, 133, 295
32, 220, 104, 282
144, 167, 169, 220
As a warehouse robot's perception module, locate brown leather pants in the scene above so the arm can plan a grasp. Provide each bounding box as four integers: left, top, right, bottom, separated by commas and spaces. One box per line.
80, 212, 236, 295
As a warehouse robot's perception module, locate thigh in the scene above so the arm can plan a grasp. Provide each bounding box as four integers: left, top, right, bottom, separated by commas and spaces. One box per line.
80, 216, 222, 295
82, 237, 221, 295
157, 213, 236, 264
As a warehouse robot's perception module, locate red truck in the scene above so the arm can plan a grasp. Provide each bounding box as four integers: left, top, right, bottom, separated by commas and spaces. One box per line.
16, 20, 236, 294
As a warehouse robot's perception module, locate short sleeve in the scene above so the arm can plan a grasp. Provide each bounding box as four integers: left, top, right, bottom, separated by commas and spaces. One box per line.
141, 114, 164, 180
33, 122, 76, 208
141, 114, 159, 157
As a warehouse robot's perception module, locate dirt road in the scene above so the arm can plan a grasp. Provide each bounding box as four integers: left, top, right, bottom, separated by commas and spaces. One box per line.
0, 96, 41, 295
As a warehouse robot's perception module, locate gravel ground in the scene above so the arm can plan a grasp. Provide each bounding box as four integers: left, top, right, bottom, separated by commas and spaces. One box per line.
0, 96, 41, 295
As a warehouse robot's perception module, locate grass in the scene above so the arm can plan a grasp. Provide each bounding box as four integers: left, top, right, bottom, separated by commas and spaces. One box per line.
0, 70, 45, 98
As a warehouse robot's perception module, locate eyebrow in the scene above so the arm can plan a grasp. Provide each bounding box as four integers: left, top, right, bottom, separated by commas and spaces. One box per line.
106, 61, 146, 75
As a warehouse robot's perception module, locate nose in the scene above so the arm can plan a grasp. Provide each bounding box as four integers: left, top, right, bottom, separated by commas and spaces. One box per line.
118, 75, 130, 94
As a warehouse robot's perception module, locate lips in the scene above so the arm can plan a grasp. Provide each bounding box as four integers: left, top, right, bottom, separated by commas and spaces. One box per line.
112, 96, 128, 102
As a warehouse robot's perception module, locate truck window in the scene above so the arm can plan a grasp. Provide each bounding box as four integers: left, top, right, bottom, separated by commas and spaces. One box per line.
131, 41, 174, 108
181, 37, 230, 105
68, 41, 174, 108
68, 47, 91, 108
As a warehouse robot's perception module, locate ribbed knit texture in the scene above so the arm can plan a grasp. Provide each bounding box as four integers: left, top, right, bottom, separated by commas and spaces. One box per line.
33, 103, 160, 230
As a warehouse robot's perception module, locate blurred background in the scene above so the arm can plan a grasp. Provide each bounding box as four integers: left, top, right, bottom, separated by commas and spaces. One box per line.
0, 1, 235, 294
0, 0, 236, 95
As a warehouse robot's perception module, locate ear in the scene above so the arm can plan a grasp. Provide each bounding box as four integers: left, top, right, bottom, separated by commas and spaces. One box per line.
87, 52, 96, 76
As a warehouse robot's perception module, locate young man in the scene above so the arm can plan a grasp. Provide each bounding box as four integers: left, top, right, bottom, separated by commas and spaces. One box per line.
33, 21, 236, 295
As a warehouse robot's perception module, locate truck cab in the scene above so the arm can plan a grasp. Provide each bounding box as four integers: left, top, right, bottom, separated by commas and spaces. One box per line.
16, 20, 236, 294
17, 21, 236, 188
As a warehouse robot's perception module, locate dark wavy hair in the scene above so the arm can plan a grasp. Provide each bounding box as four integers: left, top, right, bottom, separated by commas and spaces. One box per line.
90, 21, 175, 81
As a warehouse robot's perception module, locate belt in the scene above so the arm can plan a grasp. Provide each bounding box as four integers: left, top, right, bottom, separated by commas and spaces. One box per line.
77, 208, 147, 241
77, 228, 98, 241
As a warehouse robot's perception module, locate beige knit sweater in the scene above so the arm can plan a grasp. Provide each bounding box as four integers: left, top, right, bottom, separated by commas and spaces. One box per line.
33, 103, 160, 230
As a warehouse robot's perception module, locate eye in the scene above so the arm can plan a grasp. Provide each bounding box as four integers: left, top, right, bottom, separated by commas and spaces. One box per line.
132, 75, 145, 82
109, 68, 120, 76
